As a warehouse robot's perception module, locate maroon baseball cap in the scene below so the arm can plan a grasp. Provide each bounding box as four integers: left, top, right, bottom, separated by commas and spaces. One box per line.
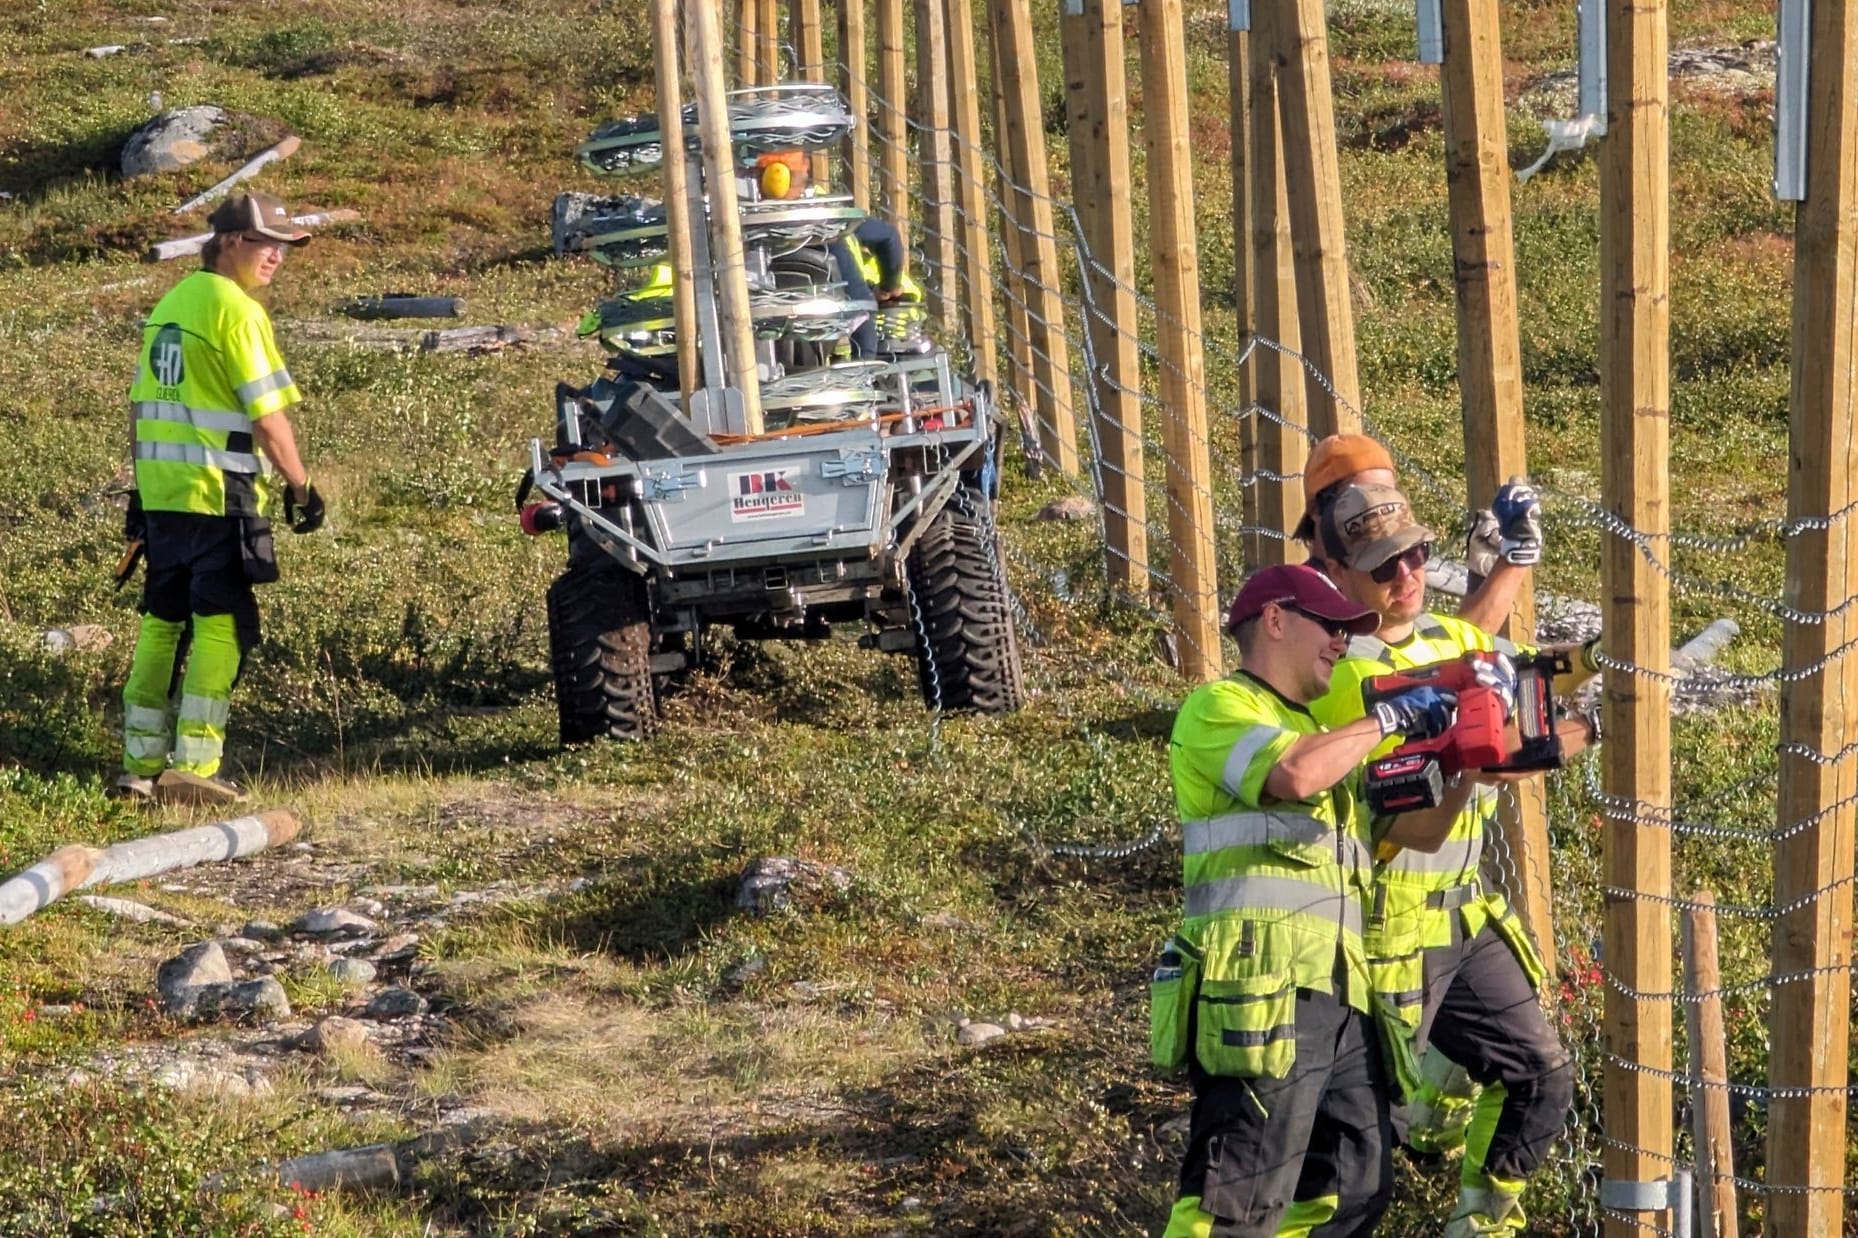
1225, 563, 1380, 637
205, 192, 311, 245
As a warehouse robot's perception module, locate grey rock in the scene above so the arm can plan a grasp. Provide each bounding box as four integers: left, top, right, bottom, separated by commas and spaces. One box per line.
292, 907, 379, 937
351, 897, 387, 919
372, 933, 420, 964
75, 895, 186, 925
957, 1021, 1007, 1047
242, 920, 284, 942
1036, 494, 1096, 522
317, 1085, 378, 1104
173, 977, 291, 1022
736, 857, 853, 916
721, 952, 768, 989
298, 1015, 370, 1055
154, 1060, 267, 1096
328, 958, 377, 987
365, 987, 428, 1020
219, 936, 266, 956
158, 942, 233, 1006
119, 105, 229, 177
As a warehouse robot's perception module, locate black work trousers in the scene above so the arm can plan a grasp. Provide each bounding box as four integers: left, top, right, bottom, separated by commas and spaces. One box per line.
1417, 917, 1573, 1180
1180, 986, 1394, 1236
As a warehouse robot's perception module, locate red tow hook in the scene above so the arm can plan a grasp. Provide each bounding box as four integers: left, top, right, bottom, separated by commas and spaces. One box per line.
519, 502, 564, 534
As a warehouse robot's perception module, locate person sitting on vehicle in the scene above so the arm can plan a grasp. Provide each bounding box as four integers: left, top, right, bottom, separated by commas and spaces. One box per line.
753, 150, 924, 358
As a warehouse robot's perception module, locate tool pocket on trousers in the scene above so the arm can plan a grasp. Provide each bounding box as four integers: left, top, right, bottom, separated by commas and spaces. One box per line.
1149, 934, 1202, 1072
1196, 972, 1297, 1080
238, 517, 279, 585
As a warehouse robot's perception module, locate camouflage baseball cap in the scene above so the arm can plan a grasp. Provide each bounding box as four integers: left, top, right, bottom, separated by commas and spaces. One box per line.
1324, 483, 1434, 572
205, 192, 311, 245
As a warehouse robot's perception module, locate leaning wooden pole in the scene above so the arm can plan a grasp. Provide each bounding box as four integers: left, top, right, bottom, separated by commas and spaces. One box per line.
876, 0, 911, 248
1136, 0, 1219, 679
836, 0, 871, 208
986, 0, 1078, 475
1246, 3, 1306, 571
943, 0, 998, 388
1767, 3, 1858, 1232
689, 0, 764, 434
913, 0, 959, 336
1598, 0, 1673, 1232
1437, 0, 1554, 982
1683, 892, 1740, 1238
654, 0, 701, 411
1268, 0, 1362, 435
1061, 0, 1147, 594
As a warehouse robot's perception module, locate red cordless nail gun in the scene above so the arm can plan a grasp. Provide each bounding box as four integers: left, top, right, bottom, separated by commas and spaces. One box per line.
1359, 649, 1571, 814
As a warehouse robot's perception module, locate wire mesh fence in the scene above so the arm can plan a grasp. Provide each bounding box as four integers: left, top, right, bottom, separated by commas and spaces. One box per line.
693, 4, 1858, 1232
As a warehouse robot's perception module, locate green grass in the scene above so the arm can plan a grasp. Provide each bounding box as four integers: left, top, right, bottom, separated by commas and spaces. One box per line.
0, 0, 1821, 1232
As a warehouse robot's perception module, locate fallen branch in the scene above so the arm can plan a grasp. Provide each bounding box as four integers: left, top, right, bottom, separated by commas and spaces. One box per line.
173, 135, 302, 215
338, 295, 465, 321
146, 208, 359, 262
0, 810, 300, 925
276, 319, 580, 355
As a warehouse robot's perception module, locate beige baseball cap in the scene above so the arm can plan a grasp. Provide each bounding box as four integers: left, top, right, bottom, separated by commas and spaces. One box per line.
1323, 482, 1434, 572
206, 192, 311, 245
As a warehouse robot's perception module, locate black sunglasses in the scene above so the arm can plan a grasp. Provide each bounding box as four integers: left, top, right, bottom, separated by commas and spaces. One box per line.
1279, 603, 1353, 640
1367, 541, 1432, 585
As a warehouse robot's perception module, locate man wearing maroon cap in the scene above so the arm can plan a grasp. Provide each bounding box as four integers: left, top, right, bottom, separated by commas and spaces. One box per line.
1155, 563, 1465, 1238
116, 191, 326, 807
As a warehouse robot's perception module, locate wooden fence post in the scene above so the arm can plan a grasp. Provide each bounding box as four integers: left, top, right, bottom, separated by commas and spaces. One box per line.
1136, 0, 1218, 679
653, 0, 701, 412
758, 0, 782, 83
991, 76, 1041, 476
986, 0, 1078, 476
1230, 9, 1266, 573
1598, 0, 1673, 1232
736, 0, 759, 86
1062, 0, 1147, 595
1437, 0, 1555, 982
913, 0, 959, 336
1767, 2, 1858, 1232
689, 0, 764, 434
943, 0, 998, 389
792, 0, 828, 183
1245, 2, 1307, 571
837, 0, 871, 208
876, 0, 911, 248
1267, 0, 1361, 435
1682, 891, 1739, 1238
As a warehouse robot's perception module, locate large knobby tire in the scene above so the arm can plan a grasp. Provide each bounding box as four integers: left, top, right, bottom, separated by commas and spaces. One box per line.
546, 564, 657, 744
906, 501, 1025, 714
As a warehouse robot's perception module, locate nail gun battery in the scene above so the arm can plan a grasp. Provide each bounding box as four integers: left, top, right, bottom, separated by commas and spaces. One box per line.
1366, 749, 1448, 814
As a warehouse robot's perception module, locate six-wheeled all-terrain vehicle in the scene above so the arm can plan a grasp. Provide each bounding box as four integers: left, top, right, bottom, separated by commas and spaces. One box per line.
519, 83, 1024, 744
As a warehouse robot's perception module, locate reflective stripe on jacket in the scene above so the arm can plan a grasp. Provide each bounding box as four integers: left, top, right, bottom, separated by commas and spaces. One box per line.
129, 270, 299, 516
1169, 671, 1376, 1018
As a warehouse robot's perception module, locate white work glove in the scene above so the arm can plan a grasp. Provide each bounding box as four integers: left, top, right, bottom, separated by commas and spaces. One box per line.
1491, 477, 1543, 567
1465, 508, 1502, 580
1473, 653, 1517, 721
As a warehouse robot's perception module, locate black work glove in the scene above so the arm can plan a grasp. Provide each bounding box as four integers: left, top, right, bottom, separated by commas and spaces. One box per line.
284, 483, 325, 534
124, 489, 147, 543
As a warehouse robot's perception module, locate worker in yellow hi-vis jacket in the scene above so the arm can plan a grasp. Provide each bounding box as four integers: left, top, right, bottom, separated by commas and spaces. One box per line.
116, 192, 328, 808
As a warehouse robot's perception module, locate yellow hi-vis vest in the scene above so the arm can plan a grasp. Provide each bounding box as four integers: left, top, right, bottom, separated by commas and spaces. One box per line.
1309, 610, 1547, 1027
843, 234, 924, 305
130, 270, 300, 516
1155, 671, 1376, 1080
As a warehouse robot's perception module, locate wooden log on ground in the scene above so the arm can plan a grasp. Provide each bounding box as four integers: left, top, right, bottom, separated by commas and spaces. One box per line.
147, 208, 360, 262
276, 1145, 402, 1193
338, 296, 464, 321
0, 810, 298, 925
173, 135, 301, 215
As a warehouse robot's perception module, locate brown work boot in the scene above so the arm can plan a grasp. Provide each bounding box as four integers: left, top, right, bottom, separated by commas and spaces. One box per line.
154, 769, 249, 808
